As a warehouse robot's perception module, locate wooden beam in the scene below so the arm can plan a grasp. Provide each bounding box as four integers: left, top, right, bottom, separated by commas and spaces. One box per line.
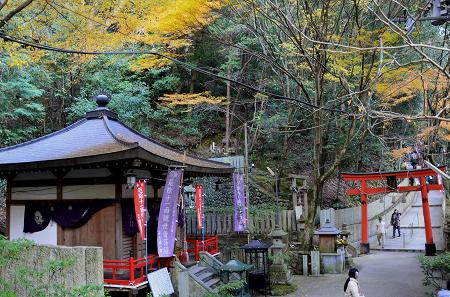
56, 175, 64, 245
342, 166, 446, 181
5, 179, 11, 239
346, 184, 444, 196
115, 173, 123, 260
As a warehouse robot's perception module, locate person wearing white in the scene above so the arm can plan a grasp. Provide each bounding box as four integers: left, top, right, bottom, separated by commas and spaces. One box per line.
376, 216, 386, 248
344, 268, 365, 297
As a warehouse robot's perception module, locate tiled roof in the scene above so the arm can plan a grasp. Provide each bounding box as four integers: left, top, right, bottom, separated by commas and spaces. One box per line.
0, 96, 233, 175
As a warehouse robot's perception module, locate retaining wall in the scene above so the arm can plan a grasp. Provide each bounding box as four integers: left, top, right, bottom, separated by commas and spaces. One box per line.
0, 243, 104, 296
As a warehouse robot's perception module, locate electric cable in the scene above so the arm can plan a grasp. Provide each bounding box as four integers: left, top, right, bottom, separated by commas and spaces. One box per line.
0, 31, 349, 114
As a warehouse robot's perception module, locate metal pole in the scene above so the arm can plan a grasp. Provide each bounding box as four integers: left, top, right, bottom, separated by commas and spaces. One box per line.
275, 170, 280, 226
244, 122, 251, 243
145, 180, 148, 277
424, 160, 450, 180
202, 190, 205, 252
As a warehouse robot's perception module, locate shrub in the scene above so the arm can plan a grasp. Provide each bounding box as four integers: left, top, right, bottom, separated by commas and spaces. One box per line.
418, 252, 450, 293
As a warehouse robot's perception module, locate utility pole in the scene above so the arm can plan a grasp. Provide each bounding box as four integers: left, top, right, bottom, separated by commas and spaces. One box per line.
225, 64, 231, 153
244, 122, 251, 243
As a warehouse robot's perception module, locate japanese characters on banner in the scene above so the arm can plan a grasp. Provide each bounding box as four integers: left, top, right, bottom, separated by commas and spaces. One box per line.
133, 180, 146, 241
157, 170, 182, 257
233, 173, 247, 232
195, 184, 203, 230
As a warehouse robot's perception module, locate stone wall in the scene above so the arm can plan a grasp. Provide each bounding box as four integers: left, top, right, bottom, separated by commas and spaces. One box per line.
0, 244, 104, 297
191, 176, 271, 208
320, 184, 417, 247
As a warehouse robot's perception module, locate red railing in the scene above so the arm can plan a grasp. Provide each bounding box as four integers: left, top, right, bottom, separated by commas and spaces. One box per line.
186, 235, 219, 261
103, 255, 174, 285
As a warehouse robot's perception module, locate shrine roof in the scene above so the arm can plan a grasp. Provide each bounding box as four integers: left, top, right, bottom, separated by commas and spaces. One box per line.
0, 94, 233, 176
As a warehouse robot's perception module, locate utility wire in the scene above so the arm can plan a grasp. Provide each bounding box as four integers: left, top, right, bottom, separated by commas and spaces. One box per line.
0, 31, 349, 114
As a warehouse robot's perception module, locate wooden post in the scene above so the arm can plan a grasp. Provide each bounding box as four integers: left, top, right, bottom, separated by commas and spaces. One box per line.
5, 179, 11, 239
360, 180, 370, 254
419, 176, 436, 256
129, 257, 135, 283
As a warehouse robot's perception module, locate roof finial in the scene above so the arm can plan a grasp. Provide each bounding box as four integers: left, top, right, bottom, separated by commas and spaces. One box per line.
95, 92, 110, 109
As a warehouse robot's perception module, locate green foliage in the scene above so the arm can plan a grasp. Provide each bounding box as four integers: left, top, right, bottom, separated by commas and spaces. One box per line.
205, 279, 246, 297
268, 251, 290, 265
271, 283, 297, 296
0, 62, 46, 147
418, 252, 450, 294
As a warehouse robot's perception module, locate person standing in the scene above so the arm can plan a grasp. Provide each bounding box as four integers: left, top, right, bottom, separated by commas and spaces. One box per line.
390, 209, 401, 238
376, 216, 386, 248
344, 268, 365, 297
411, 151, 418, 169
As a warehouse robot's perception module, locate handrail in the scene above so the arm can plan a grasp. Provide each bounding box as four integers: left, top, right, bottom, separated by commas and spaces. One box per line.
103, 255, 174, 285
186, 235, 219, 261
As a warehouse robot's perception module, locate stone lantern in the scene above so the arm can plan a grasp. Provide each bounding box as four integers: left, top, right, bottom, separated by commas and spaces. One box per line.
340, 224, 353, 266
314, 219, 341, 253
339, 224, 351, 246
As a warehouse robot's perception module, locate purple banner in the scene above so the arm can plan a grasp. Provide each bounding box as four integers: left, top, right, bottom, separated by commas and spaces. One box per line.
233, 173, 247, 232
157, 169, 182, 257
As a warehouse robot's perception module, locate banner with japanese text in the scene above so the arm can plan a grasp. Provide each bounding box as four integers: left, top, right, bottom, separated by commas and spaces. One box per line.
133, 180, 146, 241
195, 184, 203, 230
233, 173, 247, 232
157, 170, 182, 257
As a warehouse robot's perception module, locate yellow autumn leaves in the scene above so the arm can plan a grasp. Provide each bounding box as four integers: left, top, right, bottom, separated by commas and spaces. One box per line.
0, 0, 225, 69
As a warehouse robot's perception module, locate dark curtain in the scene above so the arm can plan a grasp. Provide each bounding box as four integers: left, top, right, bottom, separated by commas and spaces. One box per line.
52, 200, 113, 228
23, 200, 113, 233
23, 202, 52, 233
121, 199, 139, 236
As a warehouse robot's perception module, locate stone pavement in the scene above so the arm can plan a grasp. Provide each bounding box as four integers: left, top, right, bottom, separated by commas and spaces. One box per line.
286, 251, 433, 297
284, 190, 445, 297
371, 190, 444, 252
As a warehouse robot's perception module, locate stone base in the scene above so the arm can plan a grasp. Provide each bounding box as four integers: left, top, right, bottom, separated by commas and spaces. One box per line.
425, 243, 436, 256
270, 263, 293, 284
320, 251, 345, 274
360, 243, 370, 255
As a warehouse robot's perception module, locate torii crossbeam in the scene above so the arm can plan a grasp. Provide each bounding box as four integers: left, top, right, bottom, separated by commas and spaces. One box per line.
341, 166, 446, 256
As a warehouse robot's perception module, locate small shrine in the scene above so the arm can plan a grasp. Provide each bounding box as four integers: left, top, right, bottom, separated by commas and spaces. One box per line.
314, 219, 341, 253
314, 220, 345, 274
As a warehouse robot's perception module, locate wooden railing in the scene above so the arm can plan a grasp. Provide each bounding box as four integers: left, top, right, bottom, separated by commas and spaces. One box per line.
103, 255, 174, 286
186, 211, 299, 235
186, 235, 219, 261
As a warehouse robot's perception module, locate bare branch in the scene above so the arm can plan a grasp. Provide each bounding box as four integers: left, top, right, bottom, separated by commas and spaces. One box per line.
0, 0, 34, 29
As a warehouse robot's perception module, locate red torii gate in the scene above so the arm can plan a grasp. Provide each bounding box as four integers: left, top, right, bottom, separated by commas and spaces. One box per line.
341, 166, 446, 256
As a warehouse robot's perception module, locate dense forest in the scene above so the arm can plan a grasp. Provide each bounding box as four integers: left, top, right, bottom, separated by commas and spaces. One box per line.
0, 0, 449, 236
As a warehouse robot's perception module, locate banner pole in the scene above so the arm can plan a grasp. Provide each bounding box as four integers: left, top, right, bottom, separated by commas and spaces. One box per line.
202, 189, 205, 252
145, 180, 148, 277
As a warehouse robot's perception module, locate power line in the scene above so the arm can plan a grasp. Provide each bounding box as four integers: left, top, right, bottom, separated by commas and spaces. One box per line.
0, 31, 349, 114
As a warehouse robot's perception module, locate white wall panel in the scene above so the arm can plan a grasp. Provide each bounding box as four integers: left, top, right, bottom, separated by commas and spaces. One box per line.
11, 187, 57, 200
10, 205, 57, 245
63, 184, 115, 199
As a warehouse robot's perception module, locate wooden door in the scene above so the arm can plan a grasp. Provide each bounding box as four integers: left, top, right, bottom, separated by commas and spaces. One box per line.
59, 204, 117, 260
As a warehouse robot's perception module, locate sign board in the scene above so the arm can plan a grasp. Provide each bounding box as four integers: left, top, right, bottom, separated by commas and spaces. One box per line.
147, 268, 174, 297
157, 170, 181, 257
133, 180, 146, 240
195, 184, 203, 229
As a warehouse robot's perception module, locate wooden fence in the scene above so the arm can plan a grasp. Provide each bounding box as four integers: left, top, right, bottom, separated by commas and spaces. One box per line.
186, 210, 301, 235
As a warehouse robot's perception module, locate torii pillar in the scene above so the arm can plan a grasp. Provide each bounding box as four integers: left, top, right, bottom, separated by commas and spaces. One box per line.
419, 176, 436, 256
342, 166, 445, 256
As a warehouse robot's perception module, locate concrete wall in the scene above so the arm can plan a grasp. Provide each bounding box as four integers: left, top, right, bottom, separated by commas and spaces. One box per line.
173, 259, 210, 297
0, 244, 104, 297
320, 185, 417, 246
